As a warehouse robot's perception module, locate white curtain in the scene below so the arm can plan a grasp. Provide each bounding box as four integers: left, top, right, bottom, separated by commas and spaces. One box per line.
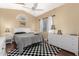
40, 18, 43, 32
40, 16, 53, 32
47, 16, 54, 33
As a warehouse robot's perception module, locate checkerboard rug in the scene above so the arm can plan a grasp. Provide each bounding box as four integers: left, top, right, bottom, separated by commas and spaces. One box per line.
7, 42, 61, 56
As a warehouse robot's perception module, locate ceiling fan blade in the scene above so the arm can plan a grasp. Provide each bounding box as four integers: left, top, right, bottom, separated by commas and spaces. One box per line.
16, 3, 43, 11
23, 6, 32, 10
32, 3, 38, 10
16, 3, 25, 5
34, 9, 44, 11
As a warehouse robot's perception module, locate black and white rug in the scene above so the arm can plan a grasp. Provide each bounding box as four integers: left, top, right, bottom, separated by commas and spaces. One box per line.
7, 42, 61, 56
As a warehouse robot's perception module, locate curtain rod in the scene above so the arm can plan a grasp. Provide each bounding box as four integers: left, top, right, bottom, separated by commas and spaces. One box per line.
39, 14, 55, 21
43, 15, 55, 19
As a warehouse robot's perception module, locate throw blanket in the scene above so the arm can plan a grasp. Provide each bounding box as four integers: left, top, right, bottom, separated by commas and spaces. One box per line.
14, 33, 43, 54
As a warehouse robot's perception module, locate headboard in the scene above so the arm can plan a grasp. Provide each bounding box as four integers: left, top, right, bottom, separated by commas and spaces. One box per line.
14, 28, 32, 33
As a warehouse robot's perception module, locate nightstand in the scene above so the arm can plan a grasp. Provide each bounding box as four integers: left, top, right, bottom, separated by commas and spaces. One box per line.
6, 41, 17, 53
5, 33, 13, 44
5, 33, 16, 53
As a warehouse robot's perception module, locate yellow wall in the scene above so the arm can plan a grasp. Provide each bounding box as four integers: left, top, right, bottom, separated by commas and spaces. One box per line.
0, 4, 79, 36
0, 19, 1, 35
0, 8, 36, 36
36, 4, 79, 35
55, 4, 79, 34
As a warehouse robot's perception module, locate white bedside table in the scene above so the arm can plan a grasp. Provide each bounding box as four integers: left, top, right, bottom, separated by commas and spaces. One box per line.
5, 33, 13, 44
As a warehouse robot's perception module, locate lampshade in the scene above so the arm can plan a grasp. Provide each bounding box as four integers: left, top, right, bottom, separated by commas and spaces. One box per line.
57, 29, 62, 35
51, 25, 56, 30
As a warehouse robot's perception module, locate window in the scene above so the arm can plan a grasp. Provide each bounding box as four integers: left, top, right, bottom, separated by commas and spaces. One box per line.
40, 18, 48, 32
43, 20, 48, 32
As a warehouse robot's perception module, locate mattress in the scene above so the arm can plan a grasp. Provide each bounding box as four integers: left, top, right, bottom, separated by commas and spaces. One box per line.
14, 33, 42, 54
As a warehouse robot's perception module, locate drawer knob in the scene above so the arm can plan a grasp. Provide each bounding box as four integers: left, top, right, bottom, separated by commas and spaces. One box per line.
2, 48, 4, 50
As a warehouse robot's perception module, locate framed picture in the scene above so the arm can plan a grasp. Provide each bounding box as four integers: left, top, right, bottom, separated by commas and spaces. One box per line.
19, 21, 26, 27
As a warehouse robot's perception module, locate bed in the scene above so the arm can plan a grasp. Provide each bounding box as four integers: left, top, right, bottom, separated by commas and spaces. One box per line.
13, 28, 43, 54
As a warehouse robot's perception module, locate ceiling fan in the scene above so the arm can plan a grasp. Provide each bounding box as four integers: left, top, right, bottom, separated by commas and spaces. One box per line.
16, 3, 44, 11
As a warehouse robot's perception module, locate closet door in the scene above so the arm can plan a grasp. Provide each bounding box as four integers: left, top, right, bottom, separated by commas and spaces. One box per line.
0, 37, 6, 56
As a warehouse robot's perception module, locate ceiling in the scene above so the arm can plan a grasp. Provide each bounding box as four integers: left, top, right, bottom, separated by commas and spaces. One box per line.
0, 3, 64, 17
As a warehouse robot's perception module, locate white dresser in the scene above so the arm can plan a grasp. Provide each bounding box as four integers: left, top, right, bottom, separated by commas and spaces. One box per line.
0, 36, 6, 56
48, 33, 78, 55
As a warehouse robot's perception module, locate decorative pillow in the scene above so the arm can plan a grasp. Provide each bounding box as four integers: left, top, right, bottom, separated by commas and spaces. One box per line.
15, 32, 26, 34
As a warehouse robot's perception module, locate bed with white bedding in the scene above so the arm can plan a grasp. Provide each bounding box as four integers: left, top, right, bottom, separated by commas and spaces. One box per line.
14, 33, 43, 54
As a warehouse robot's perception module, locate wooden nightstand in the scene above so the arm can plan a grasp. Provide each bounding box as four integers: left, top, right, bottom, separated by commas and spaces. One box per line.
5, 33, 16, 53
6, 41, 17, 53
